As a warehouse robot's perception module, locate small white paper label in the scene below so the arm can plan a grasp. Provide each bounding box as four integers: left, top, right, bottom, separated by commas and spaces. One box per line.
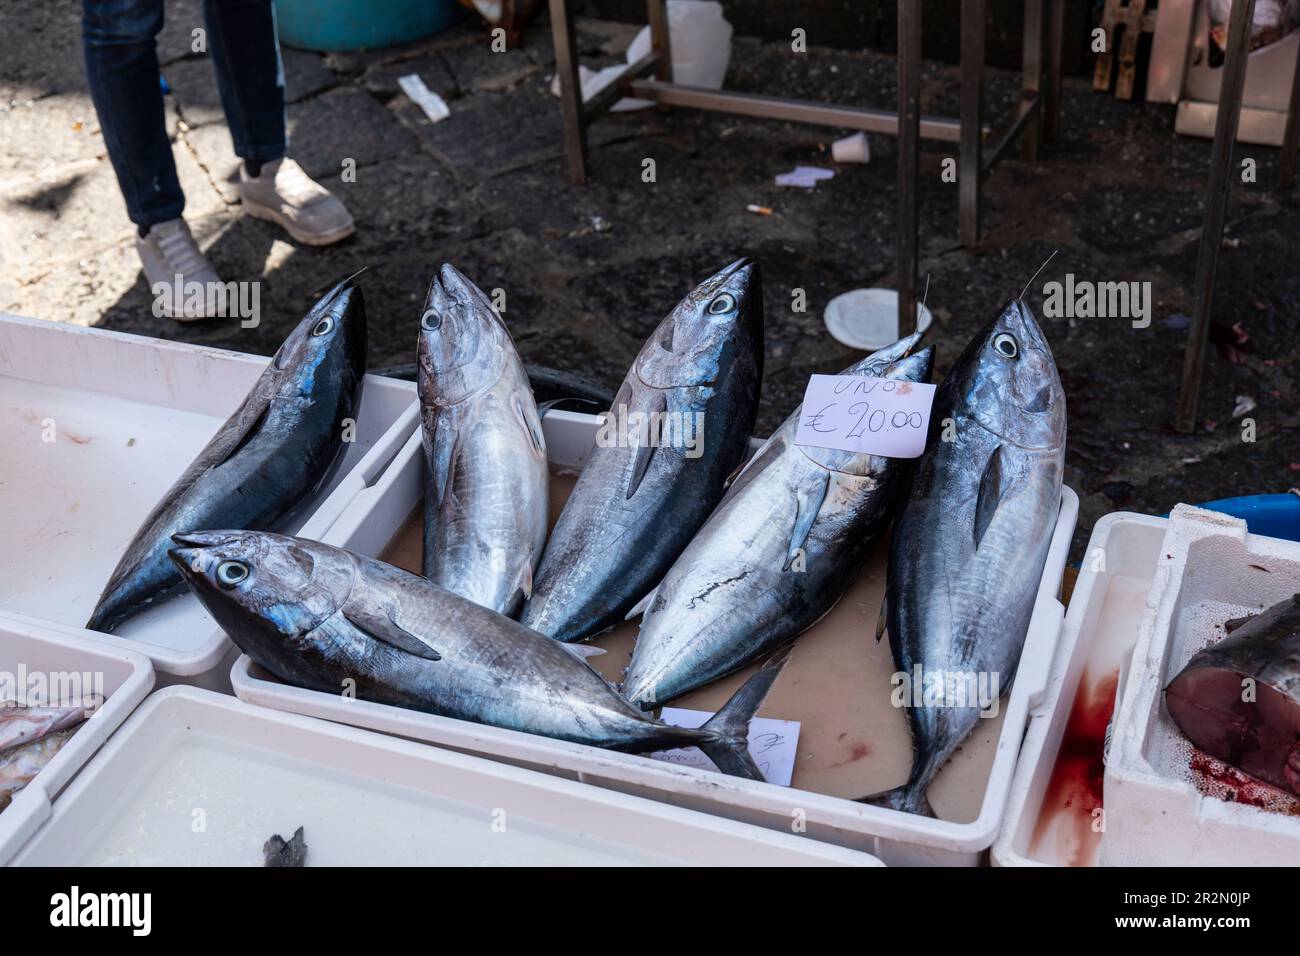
793, 374, 936, 459
652, 708, 800, 786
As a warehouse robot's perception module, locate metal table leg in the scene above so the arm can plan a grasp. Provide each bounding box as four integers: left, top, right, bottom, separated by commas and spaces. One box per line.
1020, 0, 1044, 162
898, 0, 922, 332
1043, 0, 1065, 145
550, 0, 588, 184
1176, 0, 1255, 433
647, 0, 673, 83
1280, 32, 1300, 188
960, 0, 986, 248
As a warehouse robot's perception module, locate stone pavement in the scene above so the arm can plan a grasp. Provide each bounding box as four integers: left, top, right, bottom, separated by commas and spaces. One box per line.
2, 1, 1298, 555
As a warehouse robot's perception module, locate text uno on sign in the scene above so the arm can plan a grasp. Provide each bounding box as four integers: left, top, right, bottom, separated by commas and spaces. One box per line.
793, 374, 937, 459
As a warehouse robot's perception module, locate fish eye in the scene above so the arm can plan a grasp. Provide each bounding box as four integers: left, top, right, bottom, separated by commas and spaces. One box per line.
216, 560, 249, 588
993, 333, 1019, 359
420, 309, 442, 331
707, 292, 736, 315
311, 316, 334, 337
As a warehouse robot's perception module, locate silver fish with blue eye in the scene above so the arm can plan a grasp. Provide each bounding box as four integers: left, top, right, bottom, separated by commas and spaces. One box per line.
417, 264, 548, 616
867, 299, 1066, 817
169, 530, 789, 780
518, 258, 764, 643
621, 334, 934, 709
86, 276, 367, 633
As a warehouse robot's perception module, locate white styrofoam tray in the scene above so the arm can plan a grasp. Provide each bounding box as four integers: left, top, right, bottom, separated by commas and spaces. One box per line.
0, 609, 155, 865
232, 410, 1078, 866
0, 313, 419, 681
992, 511, 1167, 867
1101, 505, 1300, 866
9, 686, 882, 866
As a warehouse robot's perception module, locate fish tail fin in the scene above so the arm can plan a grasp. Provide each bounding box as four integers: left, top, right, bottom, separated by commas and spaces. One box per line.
696, 646, 793, 780
858, 784, 935, 818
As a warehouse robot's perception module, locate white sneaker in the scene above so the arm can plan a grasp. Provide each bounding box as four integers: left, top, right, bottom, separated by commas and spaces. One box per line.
136, 219, 222, 322
238, 157, 355, 246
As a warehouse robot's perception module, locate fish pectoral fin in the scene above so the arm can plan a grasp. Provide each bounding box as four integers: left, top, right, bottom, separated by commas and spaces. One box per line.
560, 642, 607, 661
875, 597, 888, 643
973, 444, 1005, 550
214, 401, 272, 468
626, 389, 668, 500
425, 424, 460, 509
516, 558, 534, 601
785, 472, 830, 569
343, 606, 441, 662
624, 583, 660, 621
513, 392, 546, 455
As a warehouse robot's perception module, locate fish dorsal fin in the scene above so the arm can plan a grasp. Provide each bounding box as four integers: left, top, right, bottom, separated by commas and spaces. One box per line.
214, 402, 272, 468
626, 388, 668, 500
973, 445, 1005, 549
785, 472, 830, 570
875, 597, 888, 643
343, 604, 441, 662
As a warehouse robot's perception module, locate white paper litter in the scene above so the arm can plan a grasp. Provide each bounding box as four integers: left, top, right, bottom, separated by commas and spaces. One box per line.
652, 707, 800, 786
775, 165, 836, 188
397, 74, 450, 123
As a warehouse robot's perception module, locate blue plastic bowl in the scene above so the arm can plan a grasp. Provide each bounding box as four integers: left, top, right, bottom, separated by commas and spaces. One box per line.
1191, 493, 1300, 543
275, 0, 466, 52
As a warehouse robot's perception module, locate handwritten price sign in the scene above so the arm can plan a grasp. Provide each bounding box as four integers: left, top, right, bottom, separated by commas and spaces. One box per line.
793, 374, 937, 459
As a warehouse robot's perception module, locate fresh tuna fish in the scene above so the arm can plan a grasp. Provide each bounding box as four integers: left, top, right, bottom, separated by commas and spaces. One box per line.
86, 277, 367, 632
418, 264, 548, 616
0, 703, 92, 752
0, 729, 74, 809
1166, 594, 1300, 796
170, 530, 789, 779
869, 299, 1066, 816
621, 334, 934, 709
518, 258, 764, 642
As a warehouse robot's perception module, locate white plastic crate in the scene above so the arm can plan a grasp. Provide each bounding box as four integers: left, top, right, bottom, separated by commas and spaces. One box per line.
1101, 505, 1300, 865
9, 686, 883, 866
231, 410, 1078, 866
992, 512, 1166, 867
0, 609, 155, 864
0, 313, 419, 684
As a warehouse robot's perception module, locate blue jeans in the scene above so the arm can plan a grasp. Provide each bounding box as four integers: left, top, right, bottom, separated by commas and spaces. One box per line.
83, 0, 286, 227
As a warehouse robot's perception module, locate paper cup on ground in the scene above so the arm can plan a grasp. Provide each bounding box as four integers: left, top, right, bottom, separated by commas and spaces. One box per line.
824, 288, 932, 350
832, 132, 870, 164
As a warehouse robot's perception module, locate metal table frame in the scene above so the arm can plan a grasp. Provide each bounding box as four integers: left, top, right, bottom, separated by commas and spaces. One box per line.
549, 0, 1066, 329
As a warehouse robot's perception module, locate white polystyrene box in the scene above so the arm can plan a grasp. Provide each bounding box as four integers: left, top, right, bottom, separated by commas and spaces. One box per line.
992, 512, 1168, 867
1101, 504, 1300, 866
0, 313, 419, 685
0, 610, 155, 864
9, 687, 883, 866
232, 410, 1079, 866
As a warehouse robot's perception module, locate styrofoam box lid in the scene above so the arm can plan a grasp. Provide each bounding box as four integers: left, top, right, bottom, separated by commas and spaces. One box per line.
0, 313, 419, 676
0, 610, 155, 864
1102, 505, 1300, 866
234, 409, 1080, 866
10, 687, 883, 866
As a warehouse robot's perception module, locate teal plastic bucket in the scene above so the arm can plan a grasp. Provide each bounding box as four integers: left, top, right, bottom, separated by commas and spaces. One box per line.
275, 0, 466, 52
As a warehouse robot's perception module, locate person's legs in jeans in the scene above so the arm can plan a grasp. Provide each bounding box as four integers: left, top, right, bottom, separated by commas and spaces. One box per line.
203, 0, 285, 173
82, 0, 182, 230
